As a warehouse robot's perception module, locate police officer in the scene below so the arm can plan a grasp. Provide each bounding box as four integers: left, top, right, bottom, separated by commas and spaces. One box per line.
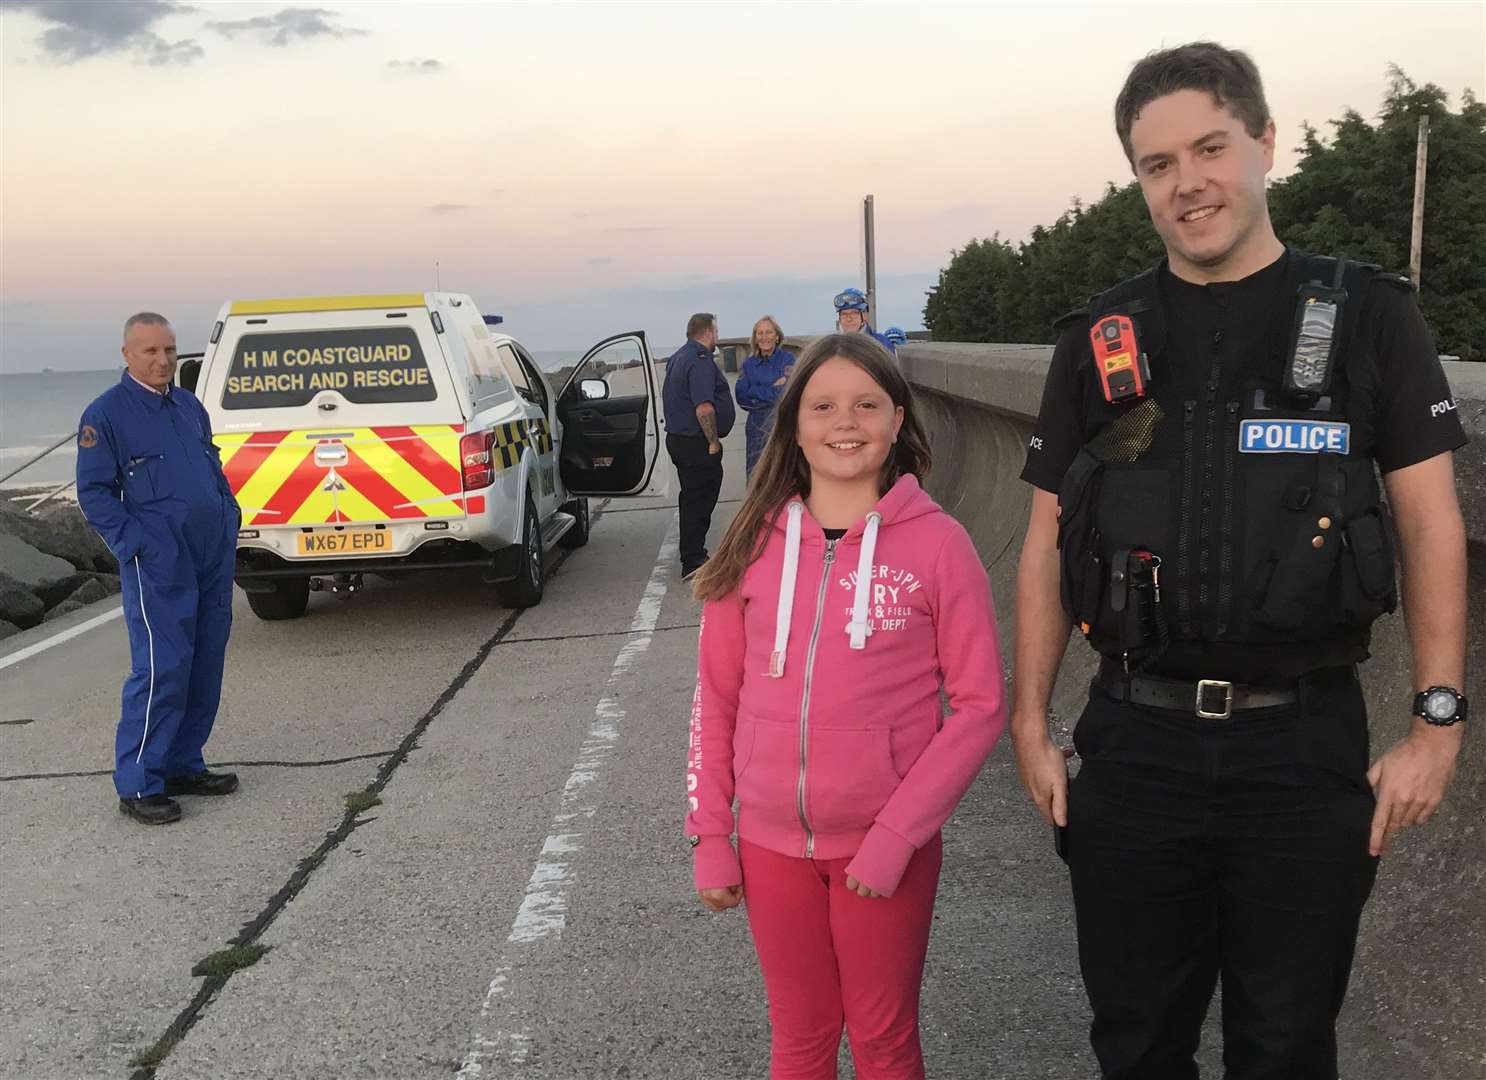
1011, 44, 1468, 1078
832, 287, 898, 354
77, 313, 242, 825
663, 312, 736, 580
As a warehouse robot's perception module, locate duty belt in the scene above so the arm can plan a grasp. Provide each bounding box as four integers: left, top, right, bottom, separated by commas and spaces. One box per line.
1095, 657, 1299, 720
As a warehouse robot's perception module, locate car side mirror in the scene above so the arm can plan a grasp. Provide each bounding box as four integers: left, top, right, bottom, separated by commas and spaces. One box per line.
178, 357, 202, 394
579, 378, 609, 401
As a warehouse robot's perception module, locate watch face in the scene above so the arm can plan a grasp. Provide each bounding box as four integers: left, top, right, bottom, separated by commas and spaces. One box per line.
1424, 689, 1459, 721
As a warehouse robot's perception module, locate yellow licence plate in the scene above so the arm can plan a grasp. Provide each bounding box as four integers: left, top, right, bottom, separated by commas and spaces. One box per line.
296, 529, 390, 557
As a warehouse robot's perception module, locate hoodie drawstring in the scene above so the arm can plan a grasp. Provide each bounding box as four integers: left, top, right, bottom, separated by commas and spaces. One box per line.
846, 512, 882, 650
769, 502, 804, 677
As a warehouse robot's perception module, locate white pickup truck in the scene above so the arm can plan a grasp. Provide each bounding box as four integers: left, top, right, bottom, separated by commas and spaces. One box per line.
183, 292, 663, 619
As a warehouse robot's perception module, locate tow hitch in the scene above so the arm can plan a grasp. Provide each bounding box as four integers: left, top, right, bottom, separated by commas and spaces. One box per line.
310, 572, 364, 595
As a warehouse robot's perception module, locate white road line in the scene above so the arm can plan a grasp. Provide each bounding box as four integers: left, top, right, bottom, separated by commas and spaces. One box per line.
0, 604, 123, 673
455, 512, 680, 1079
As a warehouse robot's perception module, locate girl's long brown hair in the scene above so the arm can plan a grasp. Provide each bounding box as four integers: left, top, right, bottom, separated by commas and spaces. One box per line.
692, 333, 931, 602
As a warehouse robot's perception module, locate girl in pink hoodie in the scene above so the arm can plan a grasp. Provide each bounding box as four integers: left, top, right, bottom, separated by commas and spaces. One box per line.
686, 333, 1007, 1079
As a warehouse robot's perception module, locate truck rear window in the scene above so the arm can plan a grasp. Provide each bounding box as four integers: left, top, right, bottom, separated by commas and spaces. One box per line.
220, 327, 437, 410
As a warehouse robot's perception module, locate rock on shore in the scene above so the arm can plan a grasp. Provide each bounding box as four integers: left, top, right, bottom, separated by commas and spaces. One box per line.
0, 492, 120, 636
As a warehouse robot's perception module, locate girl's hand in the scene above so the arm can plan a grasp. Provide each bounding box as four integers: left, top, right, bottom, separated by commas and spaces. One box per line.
698, 886, 744, 912
845, 875, 884, 899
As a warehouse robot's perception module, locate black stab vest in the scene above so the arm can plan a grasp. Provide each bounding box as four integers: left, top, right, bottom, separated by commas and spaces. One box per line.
1055, 251, 1401, 683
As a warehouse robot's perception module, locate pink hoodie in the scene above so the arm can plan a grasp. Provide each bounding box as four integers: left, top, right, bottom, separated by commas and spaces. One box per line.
686, 474, 1006, 897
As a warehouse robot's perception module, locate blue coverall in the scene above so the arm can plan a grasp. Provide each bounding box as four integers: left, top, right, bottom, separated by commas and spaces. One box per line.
76, 373, 239, 799
733, 347, 796, 475
865, 325, 898, 355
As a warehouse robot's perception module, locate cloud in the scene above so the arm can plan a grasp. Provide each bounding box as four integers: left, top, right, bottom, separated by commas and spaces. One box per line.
585, 256, 614, 267
388, 58, 442, 74
205, 7, 365, 47
0, 0, 203, 65
427, 203, 472, 215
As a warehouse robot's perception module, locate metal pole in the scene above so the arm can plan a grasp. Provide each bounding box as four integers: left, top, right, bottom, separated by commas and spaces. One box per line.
0, 431, 74, 487
23, 478, 77, 514
1410, 115, 1429, 290
863, 195, 877, 329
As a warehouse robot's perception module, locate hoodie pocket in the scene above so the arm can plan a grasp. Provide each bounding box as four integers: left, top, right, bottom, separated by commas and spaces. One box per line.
806, 727, 900, 834
733, 718, 806, 832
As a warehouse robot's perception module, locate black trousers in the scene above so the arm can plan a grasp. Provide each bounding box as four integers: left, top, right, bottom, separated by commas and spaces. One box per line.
666, 433, 723, 570
1065, 666, 1379, 1080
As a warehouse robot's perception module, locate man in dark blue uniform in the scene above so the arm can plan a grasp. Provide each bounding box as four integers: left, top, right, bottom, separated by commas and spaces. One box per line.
1012, 44, 1468, 1079
663, 312, 735, 579
77, 313, 242, 825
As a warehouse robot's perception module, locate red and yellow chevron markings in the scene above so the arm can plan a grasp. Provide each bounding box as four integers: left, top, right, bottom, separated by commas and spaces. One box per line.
216, 425, 468, 527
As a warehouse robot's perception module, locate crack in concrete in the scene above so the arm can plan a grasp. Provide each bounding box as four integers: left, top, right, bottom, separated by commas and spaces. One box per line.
125, 504, 609, 1079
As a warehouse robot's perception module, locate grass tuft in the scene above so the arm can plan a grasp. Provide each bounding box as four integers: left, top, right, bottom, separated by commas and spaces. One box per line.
130, 1032, 178, 1068
345, 790, 382, 815
190, 943, 270, 979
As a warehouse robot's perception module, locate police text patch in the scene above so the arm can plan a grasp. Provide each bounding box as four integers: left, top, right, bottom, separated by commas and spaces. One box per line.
1239, 419, 1350, 454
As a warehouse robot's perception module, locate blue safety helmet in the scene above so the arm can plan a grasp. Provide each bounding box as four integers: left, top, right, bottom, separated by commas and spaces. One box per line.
882, 326, 907, 346
832, 287, 869, 313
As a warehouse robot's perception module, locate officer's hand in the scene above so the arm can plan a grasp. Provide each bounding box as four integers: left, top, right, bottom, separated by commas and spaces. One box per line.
698, 885, 743, 912
845, 875, 884, 899
1013, 730, 1076, 827
707, 441, 722, 456
1366, 727, 1461, 857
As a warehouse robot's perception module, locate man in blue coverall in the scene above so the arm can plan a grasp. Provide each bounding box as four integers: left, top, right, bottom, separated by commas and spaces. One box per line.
77, 313, 242, 825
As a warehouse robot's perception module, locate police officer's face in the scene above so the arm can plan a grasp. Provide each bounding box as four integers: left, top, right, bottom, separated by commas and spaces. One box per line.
1128, 89, 1276, 278
837, 309, 865, 333
123, 322, 179, 390
796, 357, 904, 488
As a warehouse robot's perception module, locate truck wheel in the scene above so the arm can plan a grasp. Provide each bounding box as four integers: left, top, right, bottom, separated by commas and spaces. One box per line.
246, 577, 310, 621
557, 496, 590, 550
495, 491, 544, 608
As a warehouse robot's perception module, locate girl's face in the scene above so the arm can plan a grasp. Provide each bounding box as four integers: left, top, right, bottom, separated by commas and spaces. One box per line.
836, 309, 865, 333
754, 321, 778, 353
796, 357, 904, 487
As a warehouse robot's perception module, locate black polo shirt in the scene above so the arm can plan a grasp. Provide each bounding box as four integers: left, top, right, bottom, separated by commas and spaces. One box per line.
1022, 253, 1468, 495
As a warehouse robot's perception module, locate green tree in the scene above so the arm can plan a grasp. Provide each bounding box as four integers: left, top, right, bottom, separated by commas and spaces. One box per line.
1269, 69, 1486, 359
926, 70, 1485, 358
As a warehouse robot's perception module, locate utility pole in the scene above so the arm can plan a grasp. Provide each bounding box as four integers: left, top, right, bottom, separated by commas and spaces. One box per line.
1410, 115, 1429, 290
863, 195, 877, 328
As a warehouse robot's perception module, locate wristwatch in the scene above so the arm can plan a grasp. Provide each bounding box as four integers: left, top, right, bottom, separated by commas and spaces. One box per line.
1413, 686, 1468, 726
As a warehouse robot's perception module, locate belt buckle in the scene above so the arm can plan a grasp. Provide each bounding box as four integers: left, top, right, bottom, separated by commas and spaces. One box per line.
1195, 679, 1233, 720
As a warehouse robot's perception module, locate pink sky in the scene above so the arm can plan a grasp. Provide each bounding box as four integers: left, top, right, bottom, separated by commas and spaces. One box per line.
2, 1, 1482, 371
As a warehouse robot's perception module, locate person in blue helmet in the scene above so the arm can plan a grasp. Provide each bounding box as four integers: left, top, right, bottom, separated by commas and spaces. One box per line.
76, 312, 242, 825
882, 326, 908, 349
732, 315, 796, 477
833, 287, 897, 354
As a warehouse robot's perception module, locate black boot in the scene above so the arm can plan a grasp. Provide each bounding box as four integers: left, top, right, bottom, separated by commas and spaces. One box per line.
119, 794, 182, 825
164, 770, 240, 797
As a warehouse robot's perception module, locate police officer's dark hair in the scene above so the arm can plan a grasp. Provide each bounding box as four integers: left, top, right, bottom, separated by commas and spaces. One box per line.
1114, 42, 1271, 167
686, 312, 717, 340
123, 311, 171, 342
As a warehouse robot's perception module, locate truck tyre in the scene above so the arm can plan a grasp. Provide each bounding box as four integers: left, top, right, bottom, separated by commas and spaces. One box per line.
246, 576, 310, 621
557, 496, 590, 550
496, 491, 544, 609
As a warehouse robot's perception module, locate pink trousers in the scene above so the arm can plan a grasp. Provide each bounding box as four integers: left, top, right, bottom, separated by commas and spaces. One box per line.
740, 833, 944, 1080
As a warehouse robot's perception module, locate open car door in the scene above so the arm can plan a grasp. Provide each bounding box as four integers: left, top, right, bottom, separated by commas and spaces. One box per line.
556, 331, 663, 497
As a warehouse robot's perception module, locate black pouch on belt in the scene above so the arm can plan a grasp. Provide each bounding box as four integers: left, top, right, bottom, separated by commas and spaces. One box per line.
1057, 449, 1107, 634
1108, 547, 1162, 654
